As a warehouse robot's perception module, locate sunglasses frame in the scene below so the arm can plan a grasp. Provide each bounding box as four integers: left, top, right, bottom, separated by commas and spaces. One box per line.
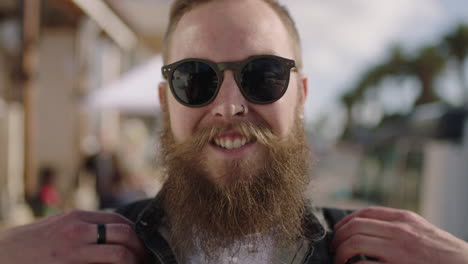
161, 54, 297, 107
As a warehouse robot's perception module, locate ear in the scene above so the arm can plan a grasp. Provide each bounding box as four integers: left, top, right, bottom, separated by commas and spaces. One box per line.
299, 74, 308, 107
158, 82, 168, 112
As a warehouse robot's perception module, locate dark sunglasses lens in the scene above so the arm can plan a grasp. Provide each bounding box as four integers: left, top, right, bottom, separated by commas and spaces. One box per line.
241, 58, 289, 102
171, 61, 218, 106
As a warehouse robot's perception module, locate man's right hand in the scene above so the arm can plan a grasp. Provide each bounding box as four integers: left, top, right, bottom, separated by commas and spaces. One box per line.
0, 210, 149, 263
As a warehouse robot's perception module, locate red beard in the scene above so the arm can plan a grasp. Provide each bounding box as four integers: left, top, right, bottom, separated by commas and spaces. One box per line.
157, 110, 311, 260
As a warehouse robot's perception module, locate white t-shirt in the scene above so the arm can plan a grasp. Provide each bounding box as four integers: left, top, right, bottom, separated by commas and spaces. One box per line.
187, 236, 275, 264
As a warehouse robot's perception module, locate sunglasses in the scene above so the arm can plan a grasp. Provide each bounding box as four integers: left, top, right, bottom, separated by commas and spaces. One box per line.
162, 55, 297, 107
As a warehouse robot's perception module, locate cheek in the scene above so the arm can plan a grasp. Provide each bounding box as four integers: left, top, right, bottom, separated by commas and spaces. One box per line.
256, 81, 299, 137
167, 96, 200, 142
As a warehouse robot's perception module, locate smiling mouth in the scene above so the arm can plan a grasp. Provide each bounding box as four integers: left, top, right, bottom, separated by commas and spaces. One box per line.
212, 135, 254, 150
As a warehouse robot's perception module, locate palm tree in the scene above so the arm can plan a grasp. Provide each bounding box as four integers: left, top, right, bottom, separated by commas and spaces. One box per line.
407, 46, 446, 105
443, 24, 468, 103
340, 46, 408, 139
383, 46, 410, 76
341, 91, 358, 139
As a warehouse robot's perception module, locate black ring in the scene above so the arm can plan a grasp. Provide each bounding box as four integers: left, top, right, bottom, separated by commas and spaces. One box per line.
97, 224, 106, 244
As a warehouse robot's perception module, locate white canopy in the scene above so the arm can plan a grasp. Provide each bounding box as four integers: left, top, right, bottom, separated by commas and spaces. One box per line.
86, 56, 162, 115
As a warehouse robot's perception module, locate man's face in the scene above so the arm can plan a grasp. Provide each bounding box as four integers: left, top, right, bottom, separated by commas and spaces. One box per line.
159, 0, 308, 184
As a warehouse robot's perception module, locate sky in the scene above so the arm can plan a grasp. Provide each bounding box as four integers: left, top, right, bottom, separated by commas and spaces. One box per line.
284, 0, 468, 137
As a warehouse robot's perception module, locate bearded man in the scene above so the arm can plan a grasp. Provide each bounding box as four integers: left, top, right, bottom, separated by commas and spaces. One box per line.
1, 0, 468, 264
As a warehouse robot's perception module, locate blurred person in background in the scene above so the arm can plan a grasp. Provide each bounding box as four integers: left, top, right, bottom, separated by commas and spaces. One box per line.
110, 170, 148, 208
29, 166, 62, 217
82, 135, 126, 209
1, 0, 468, 263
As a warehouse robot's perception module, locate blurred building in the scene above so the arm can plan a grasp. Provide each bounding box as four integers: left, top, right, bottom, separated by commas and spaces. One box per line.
334, 104, 468, 239
0, 0, 170, 225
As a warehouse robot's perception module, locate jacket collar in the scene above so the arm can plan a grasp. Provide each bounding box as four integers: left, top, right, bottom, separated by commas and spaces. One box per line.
134, 195, 328, 263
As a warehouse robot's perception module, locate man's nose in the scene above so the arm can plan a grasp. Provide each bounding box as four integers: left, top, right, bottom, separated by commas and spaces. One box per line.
210, 71, 248, 119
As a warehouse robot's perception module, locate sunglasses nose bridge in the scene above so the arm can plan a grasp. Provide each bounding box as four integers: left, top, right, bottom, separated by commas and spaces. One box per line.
217, 62, 240, 72
209, 67, 248, 119
217, 61, 243, 93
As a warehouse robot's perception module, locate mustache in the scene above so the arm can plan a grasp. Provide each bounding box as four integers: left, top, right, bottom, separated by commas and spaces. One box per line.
185, 120, 277, 151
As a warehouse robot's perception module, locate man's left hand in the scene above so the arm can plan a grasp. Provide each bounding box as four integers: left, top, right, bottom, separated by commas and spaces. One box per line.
330, 206, 468, 264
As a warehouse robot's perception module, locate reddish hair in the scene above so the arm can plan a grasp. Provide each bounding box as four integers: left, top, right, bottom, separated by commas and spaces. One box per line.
163, 0, 302, 69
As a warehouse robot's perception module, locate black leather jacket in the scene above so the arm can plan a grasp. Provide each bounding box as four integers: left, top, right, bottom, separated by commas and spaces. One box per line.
116, 197, 366, 264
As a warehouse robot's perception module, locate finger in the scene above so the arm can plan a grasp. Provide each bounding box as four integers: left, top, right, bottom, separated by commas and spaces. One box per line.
331, 217, 400, 251
63, 210, 133, 225
76, 244, 139, 264
96, 223, 147, 260
334, 206, 415, 230
346, 260, 387, 264
334, 234, 393, 264
61, 221, 146, 259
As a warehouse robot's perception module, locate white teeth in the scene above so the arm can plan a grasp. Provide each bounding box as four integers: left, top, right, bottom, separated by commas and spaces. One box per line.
233, 138, 241, 148
214, 137, 249, 149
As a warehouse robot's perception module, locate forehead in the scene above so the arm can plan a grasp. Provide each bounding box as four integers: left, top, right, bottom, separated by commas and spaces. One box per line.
168, 0, 295, 63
